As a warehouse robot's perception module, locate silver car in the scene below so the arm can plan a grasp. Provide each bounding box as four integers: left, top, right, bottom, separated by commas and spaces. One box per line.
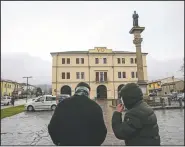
1, 96, 11, 105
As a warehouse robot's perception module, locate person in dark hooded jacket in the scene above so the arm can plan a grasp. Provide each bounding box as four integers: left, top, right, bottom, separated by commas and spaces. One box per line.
112, 83, 160, 146
48, 82, 107, 146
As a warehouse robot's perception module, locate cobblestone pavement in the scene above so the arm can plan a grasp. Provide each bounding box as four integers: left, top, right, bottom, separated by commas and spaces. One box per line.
1, 100, 184, 146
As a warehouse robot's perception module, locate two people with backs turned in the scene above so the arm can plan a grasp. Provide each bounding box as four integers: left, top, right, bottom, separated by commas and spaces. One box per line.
48, 82, 160, 146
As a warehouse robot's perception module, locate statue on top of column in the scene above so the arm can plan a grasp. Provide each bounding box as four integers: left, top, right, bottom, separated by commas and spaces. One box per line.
133, 11, 139, 27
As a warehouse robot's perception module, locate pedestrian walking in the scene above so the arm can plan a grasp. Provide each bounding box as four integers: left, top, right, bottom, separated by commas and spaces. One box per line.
112, 83, 160, 146
48, 82, 107, 146
11, 96, 15, 106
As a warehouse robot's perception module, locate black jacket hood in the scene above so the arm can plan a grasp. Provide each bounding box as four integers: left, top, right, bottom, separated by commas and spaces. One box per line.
120, 83, 143, 110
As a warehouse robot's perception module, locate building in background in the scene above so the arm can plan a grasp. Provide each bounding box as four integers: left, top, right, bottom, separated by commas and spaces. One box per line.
1, 79, 21, 96
161, 80, 184, 94
20, 83, 37, 91
147, 77, 184, 95
51, 47, 148, 99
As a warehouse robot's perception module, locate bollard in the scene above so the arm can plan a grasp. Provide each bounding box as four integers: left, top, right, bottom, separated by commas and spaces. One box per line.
168, 97, 171, 106
179, 98, 183, 108
161, 97, 165, 108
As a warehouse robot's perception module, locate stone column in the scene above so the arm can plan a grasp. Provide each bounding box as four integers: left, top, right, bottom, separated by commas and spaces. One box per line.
129, 27, 148, 95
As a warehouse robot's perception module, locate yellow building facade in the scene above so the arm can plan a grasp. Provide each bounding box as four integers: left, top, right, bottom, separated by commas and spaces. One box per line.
51, 47, 148, 99
1, 79, 21, 96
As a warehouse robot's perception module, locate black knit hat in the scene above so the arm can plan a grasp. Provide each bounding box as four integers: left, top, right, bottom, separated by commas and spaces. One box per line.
120, 83, 143, 109
76, 82, 91, 91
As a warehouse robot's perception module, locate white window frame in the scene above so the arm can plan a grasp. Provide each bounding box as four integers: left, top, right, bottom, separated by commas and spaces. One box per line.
81, 72, 85, 79
76, 72, 80, 79
103, 58, 107, 64
118, 72, 122, 78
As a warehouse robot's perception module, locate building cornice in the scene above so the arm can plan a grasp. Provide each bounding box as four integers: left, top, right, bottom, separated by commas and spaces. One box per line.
52, 65, 148, 68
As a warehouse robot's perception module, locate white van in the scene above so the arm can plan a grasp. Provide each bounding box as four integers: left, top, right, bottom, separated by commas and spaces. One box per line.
25, 95, 57, 111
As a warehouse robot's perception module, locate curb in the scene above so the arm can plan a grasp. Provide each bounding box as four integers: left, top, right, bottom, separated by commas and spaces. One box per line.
109, 105, 184, 110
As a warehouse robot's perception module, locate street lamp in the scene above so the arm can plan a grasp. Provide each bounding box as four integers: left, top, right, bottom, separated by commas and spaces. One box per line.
23, 76, 32, 103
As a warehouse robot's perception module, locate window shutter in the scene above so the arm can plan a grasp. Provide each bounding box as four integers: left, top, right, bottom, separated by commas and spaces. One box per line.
96, 72, 99, 82
104, 72, 107, 81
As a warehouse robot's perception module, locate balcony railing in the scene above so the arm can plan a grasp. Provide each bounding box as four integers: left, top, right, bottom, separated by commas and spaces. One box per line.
95, 79, 108, 83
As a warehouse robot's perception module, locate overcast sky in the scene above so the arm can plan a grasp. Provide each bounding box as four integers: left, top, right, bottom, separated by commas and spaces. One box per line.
1, 1, 184, 85
2, 1, 184, 61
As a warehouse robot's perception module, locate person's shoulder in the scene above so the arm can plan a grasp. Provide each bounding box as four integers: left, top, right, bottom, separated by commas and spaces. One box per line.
89, 99, 102, 111
57, 95, 75, 107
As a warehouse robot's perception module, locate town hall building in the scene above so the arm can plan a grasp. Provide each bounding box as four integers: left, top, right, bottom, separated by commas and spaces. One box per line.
51, 47, 148, 99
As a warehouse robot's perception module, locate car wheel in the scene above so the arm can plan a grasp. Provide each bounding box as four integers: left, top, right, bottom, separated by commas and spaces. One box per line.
27, 105, 34, 111
51, 105, 56, 111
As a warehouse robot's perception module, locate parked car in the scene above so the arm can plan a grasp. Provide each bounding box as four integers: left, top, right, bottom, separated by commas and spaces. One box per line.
25, 95, 57, 111
1, 96, 11, 105
56, 94, 70, 104
177, 93, 184, 101
149, 92, 157, 97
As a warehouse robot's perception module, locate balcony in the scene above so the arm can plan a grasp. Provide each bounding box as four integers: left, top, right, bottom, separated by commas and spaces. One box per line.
95, 78, 108, 83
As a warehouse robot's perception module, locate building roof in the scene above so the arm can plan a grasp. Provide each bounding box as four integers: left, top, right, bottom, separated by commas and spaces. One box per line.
148, 76, 183, 84
1, 78, 19, 84
50, 50, 148, 55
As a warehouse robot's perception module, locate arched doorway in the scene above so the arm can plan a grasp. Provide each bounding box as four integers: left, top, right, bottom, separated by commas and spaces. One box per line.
96, 85, 107, 99
117, 84, 125, 99
60, 85, 72, 96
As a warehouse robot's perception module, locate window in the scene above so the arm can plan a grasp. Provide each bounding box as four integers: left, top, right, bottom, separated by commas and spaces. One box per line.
122, 58, 125, 64
117, 58, 121, 64
95, 58, 99, 64
136, 72, 138, 78
81, 72, 85, 79
96, 72, 107, 82
62, 72, 65, 79
4, 84, 6, 88
104, 72, 107, 81
81, 58, 84, 64
67, 58, 70, 64
122, 72, 126, 78
130, 58, 134, 64
76, 58, 79, 64
62, 58, 65, 64
100, 72, 104, 82
67, 72, 70, 79
96, 72, 99, 82
36, 96, 45, 102
76, 72, 80, 79
46, 96, 56, 101
131, 72, 135, 78
118, 72, 121, 78
103, 58, 107, 64
135, 58, 137, 64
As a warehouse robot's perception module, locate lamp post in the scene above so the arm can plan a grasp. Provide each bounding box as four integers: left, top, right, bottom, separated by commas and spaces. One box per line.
23, 76, 32, 103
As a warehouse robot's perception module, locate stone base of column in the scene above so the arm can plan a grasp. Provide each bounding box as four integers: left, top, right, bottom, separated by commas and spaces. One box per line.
137, 80, 148, 96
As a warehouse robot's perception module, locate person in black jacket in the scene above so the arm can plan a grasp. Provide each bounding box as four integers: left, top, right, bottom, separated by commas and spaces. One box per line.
48, 82, 107, 146
112, 83, 160, 146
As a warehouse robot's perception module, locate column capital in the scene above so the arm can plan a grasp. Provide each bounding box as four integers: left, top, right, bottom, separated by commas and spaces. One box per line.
133, 38, 143, 45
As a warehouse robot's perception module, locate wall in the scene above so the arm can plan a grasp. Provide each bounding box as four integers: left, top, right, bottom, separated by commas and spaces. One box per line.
51, 47, 148, 99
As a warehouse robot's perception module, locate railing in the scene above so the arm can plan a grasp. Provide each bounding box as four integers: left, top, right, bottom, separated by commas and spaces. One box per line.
95, 79, 108, 83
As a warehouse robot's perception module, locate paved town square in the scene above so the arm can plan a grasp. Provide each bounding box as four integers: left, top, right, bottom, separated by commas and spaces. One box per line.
1, 100, 184, 146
